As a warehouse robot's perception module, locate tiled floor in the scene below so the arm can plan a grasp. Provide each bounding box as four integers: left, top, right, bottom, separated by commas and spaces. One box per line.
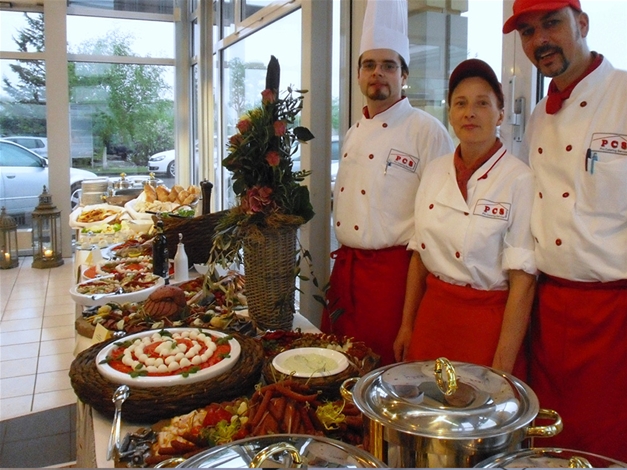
0, 255, 78, 467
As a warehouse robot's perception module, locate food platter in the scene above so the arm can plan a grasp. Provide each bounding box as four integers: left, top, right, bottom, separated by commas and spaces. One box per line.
70, 273, 165, 306
272, 347, 349, 378
69, 203, 125, 229
95, 328, 241, 388
81, 256, 153, 280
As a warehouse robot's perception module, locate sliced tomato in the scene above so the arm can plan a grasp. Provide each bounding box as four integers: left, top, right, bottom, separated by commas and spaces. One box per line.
143, 341, 166, 358
175, 338, 195, 351
202, 404, 233, 427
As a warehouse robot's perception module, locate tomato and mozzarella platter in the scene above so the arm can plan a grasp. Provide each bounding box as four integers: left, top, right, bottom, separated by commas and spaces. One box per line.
95, 328, 241, 387
107, 330, 230, 376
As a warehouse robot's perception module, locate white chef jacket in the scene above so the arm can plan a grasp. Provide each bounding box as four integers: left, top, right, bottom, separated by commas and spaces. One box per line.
521, 59, 627, 282
333, 98, 454, 249
409, 148, 537, 290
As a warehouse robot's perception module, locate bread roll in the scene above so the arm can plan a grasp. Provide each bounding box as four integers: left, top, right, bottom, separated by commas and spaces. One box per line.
144, 184, 157, 203
156, 185, 170, 202
168, 185, 180, 202
176, 189, 190, 204
183, 193, 196, 205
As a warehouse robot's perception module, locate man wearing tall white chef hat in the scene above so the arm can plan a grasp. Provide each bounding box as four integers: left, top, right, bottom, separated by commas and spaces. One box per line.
321, 0, 454, 365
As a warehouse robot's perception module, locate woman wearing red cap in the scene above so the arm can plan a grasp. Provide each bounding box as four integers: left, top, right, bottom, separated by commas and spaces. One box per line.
393, 59, 536, 376
504, 0, 627, 461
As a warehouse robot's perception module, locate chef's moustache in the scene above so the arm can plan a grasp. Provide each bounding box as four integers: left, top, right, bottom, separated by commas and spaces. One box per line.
534, 44, 563, 62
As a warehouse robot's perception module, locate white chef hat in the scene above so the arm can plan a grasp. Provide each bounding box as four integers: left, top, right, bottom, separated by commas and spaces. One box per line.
359, 0, 410, 65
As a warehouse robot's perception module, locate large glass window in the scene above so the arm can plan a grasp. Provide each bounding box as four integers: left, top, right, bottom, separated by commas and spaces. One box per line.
66, 14, 175, 180
407, 1, 503, 128
1, 5, 177, 231
68, 61, 174, 167
67, 16, 174, 59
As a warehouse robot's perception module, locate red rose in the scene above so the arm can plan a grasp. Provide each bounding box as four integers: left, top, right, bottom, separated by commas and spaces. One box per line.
261, 89, 276, 105
265, 150, 280, 167
228, 134, 243, 147
242, 186, 275, 214
236, 118, 252, 134
273, 120, 287, 136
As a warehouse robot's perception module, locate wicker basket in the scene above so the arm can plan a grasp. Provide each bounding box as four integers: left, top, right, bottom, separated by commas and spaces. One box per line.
69, 332, 263, 423
261, 354, 378, 400
154, 210, 227, 267
259, 331, 380, 399
243, 225, 298, 331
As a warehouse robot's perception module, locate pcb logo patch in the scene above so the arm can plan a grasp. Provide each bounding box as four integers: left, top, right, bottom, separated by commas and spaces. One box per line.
387, 149, 418, 173
474, 199, 511, 221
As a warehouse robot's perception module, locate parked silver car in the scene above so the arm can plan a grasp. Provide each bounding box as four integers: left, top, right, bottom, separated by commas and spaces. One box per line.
0, 139, 97, 215
3, 135, 48, 158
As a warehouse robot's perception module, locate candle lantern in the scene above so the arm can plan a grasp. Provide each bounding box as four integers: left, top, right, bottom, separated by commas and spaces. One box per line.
0, 207, 19, 269
32, 186, 64, 269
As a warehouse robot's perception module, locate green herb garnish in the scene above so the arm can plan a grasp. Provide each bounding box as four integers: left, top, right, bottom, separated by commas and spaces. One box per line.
181, 366, 200, 377
216, 335, 233, 345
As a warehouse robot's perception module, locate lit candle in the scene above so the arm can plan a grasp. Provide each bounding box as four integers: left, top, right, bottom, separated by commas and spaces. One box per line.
3, 252, 9, 263
44, 249, 53, 258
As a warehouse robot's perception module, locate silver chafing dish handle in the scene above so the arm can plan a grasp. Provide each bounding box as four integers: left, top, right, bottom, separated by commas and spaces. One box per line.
249, 442, 304, 468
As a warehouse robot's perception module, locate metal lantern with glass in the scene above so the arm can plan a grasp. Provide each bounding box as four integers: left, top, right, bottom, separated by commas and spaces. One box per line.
31, 186, 64, 269
0, 207, 19, 269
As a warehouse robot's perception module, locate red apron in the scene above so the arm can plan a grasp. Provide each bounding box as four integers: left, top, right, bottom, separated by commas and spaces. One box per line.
406, 274, 509, 367
529, 275, 627, 462
321, 245, 411, 366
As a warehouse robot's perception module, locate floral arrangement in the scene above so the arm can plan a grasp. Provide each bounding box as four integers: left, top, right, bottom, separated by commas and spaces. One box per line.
210, 56, 315, 268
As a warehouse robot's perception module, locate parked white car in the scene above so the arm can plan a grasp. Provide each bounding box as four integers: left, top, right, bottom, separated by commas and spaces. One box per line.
3, 135, 48, 158
148, 149, 175, 178
0, 139, 97, 215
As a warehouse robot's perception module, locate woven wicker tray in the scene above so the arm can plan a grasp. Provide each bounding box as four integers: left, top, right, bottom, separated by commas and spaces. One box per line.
70, 332, 263, 423
260, 332, 380, 400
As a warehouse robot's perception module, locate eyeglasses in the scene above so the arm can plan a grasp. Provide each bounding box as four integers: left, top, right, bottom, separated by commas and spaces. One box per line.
360, 61, 400, 73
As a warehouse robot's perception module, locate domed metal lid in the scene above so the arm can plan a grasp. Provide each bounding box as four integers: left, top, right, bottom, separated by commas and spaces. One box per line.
350, 358, 539, 439
175, 434, 385, 468
475, 447, 627, 468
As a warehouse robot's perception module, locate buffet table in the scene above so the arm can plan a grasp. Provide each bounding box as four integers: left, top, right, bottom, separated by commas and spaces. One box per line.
74, 312, 321, 468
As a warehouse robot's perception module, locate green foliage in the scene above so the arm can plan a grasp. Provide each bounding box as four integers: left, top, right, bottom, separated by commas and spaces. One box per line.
208, 57, 315, 277
68, 30, 174, 162
0, 13, 46, 136
221, 57, 315, 227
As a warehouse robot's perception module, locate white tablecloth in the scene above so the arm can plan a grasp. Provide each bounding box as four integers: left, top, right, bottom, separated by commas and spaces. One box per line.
75, 313, 321, 468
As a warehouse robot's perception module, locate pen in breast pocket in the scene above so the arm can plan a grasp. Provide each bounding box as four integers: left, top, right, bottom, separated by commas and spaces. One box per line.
384, 161, 391, 175
585, 148, 591, 171
590, 152, 598, 174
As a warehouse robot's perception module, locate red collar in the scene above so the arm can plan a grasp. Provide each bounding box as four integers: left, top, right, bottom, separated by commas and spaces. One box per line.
454, 139, 504, 201
546, 53, 603, 115
362, 97, 406, 119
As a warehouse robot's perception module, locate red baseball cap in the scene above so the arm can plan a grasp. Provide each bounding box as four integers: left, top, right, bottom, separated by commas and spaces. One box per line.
448, 59, 504, 109
503, 0, 582, 33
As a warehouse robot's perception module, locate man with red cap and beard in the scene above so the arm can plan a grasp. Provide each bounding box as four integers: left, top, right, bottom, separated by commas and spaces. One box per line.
321, 0, 453, 366
504, 0, 627, 461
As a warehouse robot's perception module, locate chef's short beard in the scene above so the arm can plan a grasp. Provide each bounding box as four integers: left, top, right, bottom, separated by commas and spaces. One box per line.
534, 45, 570, 77
368, 88, 390, 101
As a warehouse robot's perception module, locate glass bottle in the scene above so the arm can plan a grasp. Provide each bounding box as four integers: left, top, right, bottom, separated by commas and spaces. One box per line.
174, 233, 189, 282
152, 219, 169, 278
